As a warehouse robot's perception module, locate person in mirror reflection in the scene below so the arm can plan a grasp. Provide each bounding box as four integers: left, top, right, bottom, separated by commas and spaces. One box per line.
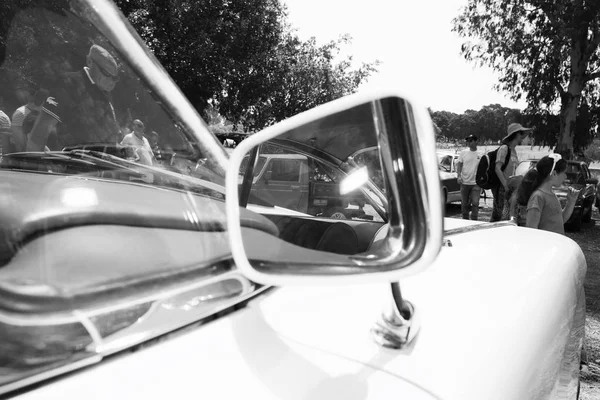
120, 119, 155, 165
11, 88, 50, 152
516, 155, 578, 235
456, 134, 482, 220
25, 97, 62, 152
490, 123, 531, 222
57, 44, 120, 148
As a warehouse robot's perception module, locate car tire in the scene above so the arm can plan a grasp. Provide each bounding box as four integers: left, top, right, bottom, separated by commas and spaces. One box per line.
582, 200, 593, 223
326, 208, 348, 220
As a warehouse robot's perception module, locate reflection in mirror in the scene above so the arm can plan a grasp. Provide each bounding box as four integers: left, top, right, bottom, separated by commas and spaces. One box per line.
227, 94, 443, 283
237, 102, 388, 259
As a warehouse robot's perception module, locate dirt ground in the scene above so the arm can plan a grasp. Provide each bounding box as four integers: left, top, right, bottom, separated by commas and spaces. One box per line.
445, 195, 600, 399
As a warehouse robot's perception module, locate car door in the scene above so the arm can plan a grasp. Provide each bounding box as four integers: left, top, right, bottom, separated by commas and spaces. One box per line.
253, 157, 306, 211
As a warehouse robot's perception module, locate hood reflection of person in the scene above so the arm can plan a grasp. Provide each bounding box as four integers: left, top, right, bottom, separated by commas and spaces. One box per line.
25, 97, 62, 152
85, 44, 119, 93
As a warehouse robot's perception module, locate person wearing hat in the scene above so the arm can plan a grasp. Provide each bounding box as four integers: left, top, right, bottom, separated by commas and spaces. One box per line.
55, 44, 120, 148
490, 122, 532, 222
25, 97, 62, 152
456, 134, 482, 220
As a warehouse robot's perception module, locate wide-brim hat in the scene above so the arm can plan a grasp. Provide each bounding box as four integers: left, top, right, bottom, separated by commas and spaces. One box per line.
503, 123, 532, 142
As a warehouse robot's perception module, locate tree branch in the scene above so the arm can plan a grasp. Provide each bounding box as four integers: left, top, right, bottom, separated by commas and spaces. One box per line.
551, 78, 567, 97
528, 0, 563, 34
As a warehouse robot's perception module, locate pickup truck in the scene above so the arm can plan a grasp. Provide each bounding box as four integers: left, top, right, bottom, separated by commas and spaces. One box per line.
241, 153, 379, 220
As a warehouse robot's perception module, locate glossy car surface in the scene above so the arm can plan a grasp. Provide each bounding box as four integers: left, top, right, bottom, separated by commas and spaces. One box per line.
0, 1, 587, 399
516, 159, 598, 230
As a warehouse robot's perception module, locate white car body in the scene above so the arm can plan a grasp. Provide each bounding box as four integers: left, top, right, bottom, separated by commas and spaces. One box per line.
1, 1, 586, 399
15, 217, 585, 400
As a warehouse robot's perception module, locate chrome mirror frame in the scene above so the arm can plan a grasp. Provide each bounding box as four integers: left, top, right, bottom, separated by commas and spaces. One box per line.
226, 88, 443, 285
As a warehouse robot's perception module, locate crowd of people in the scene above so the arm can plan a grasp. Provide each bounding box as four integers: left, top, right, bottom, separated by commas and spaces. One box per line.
455, 123, 581, 235
0, 44, 163, 167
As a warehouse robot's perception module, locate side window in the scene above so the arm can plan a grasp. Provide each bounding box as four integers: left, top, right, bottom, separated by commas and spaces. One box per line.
270, 159, 301, 182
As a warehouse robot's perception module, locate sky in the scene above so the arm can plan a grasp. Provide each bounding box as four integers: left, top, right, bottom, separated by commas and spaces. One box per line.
283, 0, 528, 114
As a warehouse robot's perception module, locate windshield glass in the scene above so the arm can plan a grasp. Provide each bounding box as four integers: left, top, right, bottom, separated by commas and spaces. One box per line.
0, 1, 224, 197
0, 1, 247, 394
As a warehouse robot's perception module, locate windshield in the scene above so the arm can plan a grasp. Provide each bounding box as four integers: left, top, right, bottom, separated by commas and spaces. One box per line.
0, 0, 249, 394
0, 1, 225, 196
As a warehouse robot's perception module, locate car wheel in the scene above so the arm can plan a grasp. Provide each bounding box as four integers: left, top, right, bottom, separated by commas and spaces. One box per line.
326, 208, 348, 220
582, 200, 593, 223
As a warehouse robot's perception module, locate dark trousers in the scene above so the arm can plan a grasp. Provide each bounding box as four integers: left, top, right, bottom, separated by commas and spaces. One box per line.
490, 185, 507, 222
460, 184, 481, 220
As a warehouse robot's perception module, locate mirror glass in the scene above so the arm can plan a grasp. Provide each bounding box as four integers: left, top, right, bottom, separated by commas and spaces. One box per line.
237, 102, 390, 261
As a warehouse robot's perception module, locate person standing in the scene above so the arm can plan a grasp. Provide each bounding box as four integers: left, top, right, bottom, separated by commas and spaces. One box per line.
120, 119, 154, 165
11, 88, 49, 152
456, 134, 481, 220
490, 123, 531, 222
517, 154, 579, 234
56, 44, 120, 147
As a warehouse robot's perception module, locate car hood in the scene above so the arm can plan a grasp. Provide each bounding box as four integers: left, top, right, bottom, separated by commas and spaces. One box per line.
254, 222, 585, 399
8, 220, 584, 399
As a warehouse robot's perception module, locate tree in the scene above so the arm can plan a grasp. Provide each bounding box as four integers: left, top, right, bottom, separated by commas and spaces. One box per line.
453, 0, 600, 158
221, 32, 380, 131
114, 0, 379, 132
430, 104, 523, 142
115, 0, 286, 121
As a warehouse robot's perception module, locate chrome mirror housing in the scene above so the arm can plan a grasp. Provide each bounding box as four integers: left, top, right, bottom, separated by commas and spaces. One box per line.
226, 89, 443, 285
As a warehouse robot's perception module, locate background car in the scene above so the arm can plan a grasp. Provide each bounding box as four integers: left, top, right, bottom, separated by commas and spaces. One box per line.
436, 151, 460, 204
588, 162, 600, 211
515, 159, 598, 230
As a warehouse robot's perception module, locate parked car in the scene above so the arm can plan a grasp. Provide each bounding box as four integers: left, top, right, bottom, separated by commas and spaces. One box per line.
516, 159, 598, 230
436, 151, 461, 204
239, 152, 382, 221
588, 162, 600, 211
0, 1, 586, 400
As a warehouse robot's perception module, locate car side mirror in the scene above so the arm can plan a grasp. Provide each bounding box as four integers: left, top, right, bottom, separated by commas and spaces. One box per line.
225, 90, 443, 285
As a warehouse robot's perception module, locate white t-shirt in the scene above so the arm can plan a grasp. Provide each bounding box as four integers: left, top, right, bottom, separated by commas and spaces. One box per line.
458, 149, 480, 185
120, 133, 154, 165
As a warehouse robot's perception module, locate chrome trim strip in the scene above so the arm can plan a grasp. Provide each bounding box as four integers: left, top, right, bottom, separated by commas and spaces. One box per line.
444, 220, 517, 237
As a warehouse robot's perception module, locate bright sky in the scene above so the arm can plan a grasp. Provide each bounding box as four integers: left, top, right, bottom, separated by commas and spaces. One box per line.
284, 0, 527, 114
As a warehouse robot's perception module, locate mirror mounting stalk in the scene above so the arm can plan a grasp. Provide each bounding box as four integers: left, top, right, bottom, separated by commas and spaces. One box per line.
371, 282, 420, 349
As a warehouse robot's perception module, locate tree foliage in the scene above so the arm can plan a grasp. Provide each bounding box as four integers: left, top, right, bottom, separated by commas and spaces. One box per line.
453, 0, 600, 158
114, 0, 379, 132
431, 104, 523, 143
